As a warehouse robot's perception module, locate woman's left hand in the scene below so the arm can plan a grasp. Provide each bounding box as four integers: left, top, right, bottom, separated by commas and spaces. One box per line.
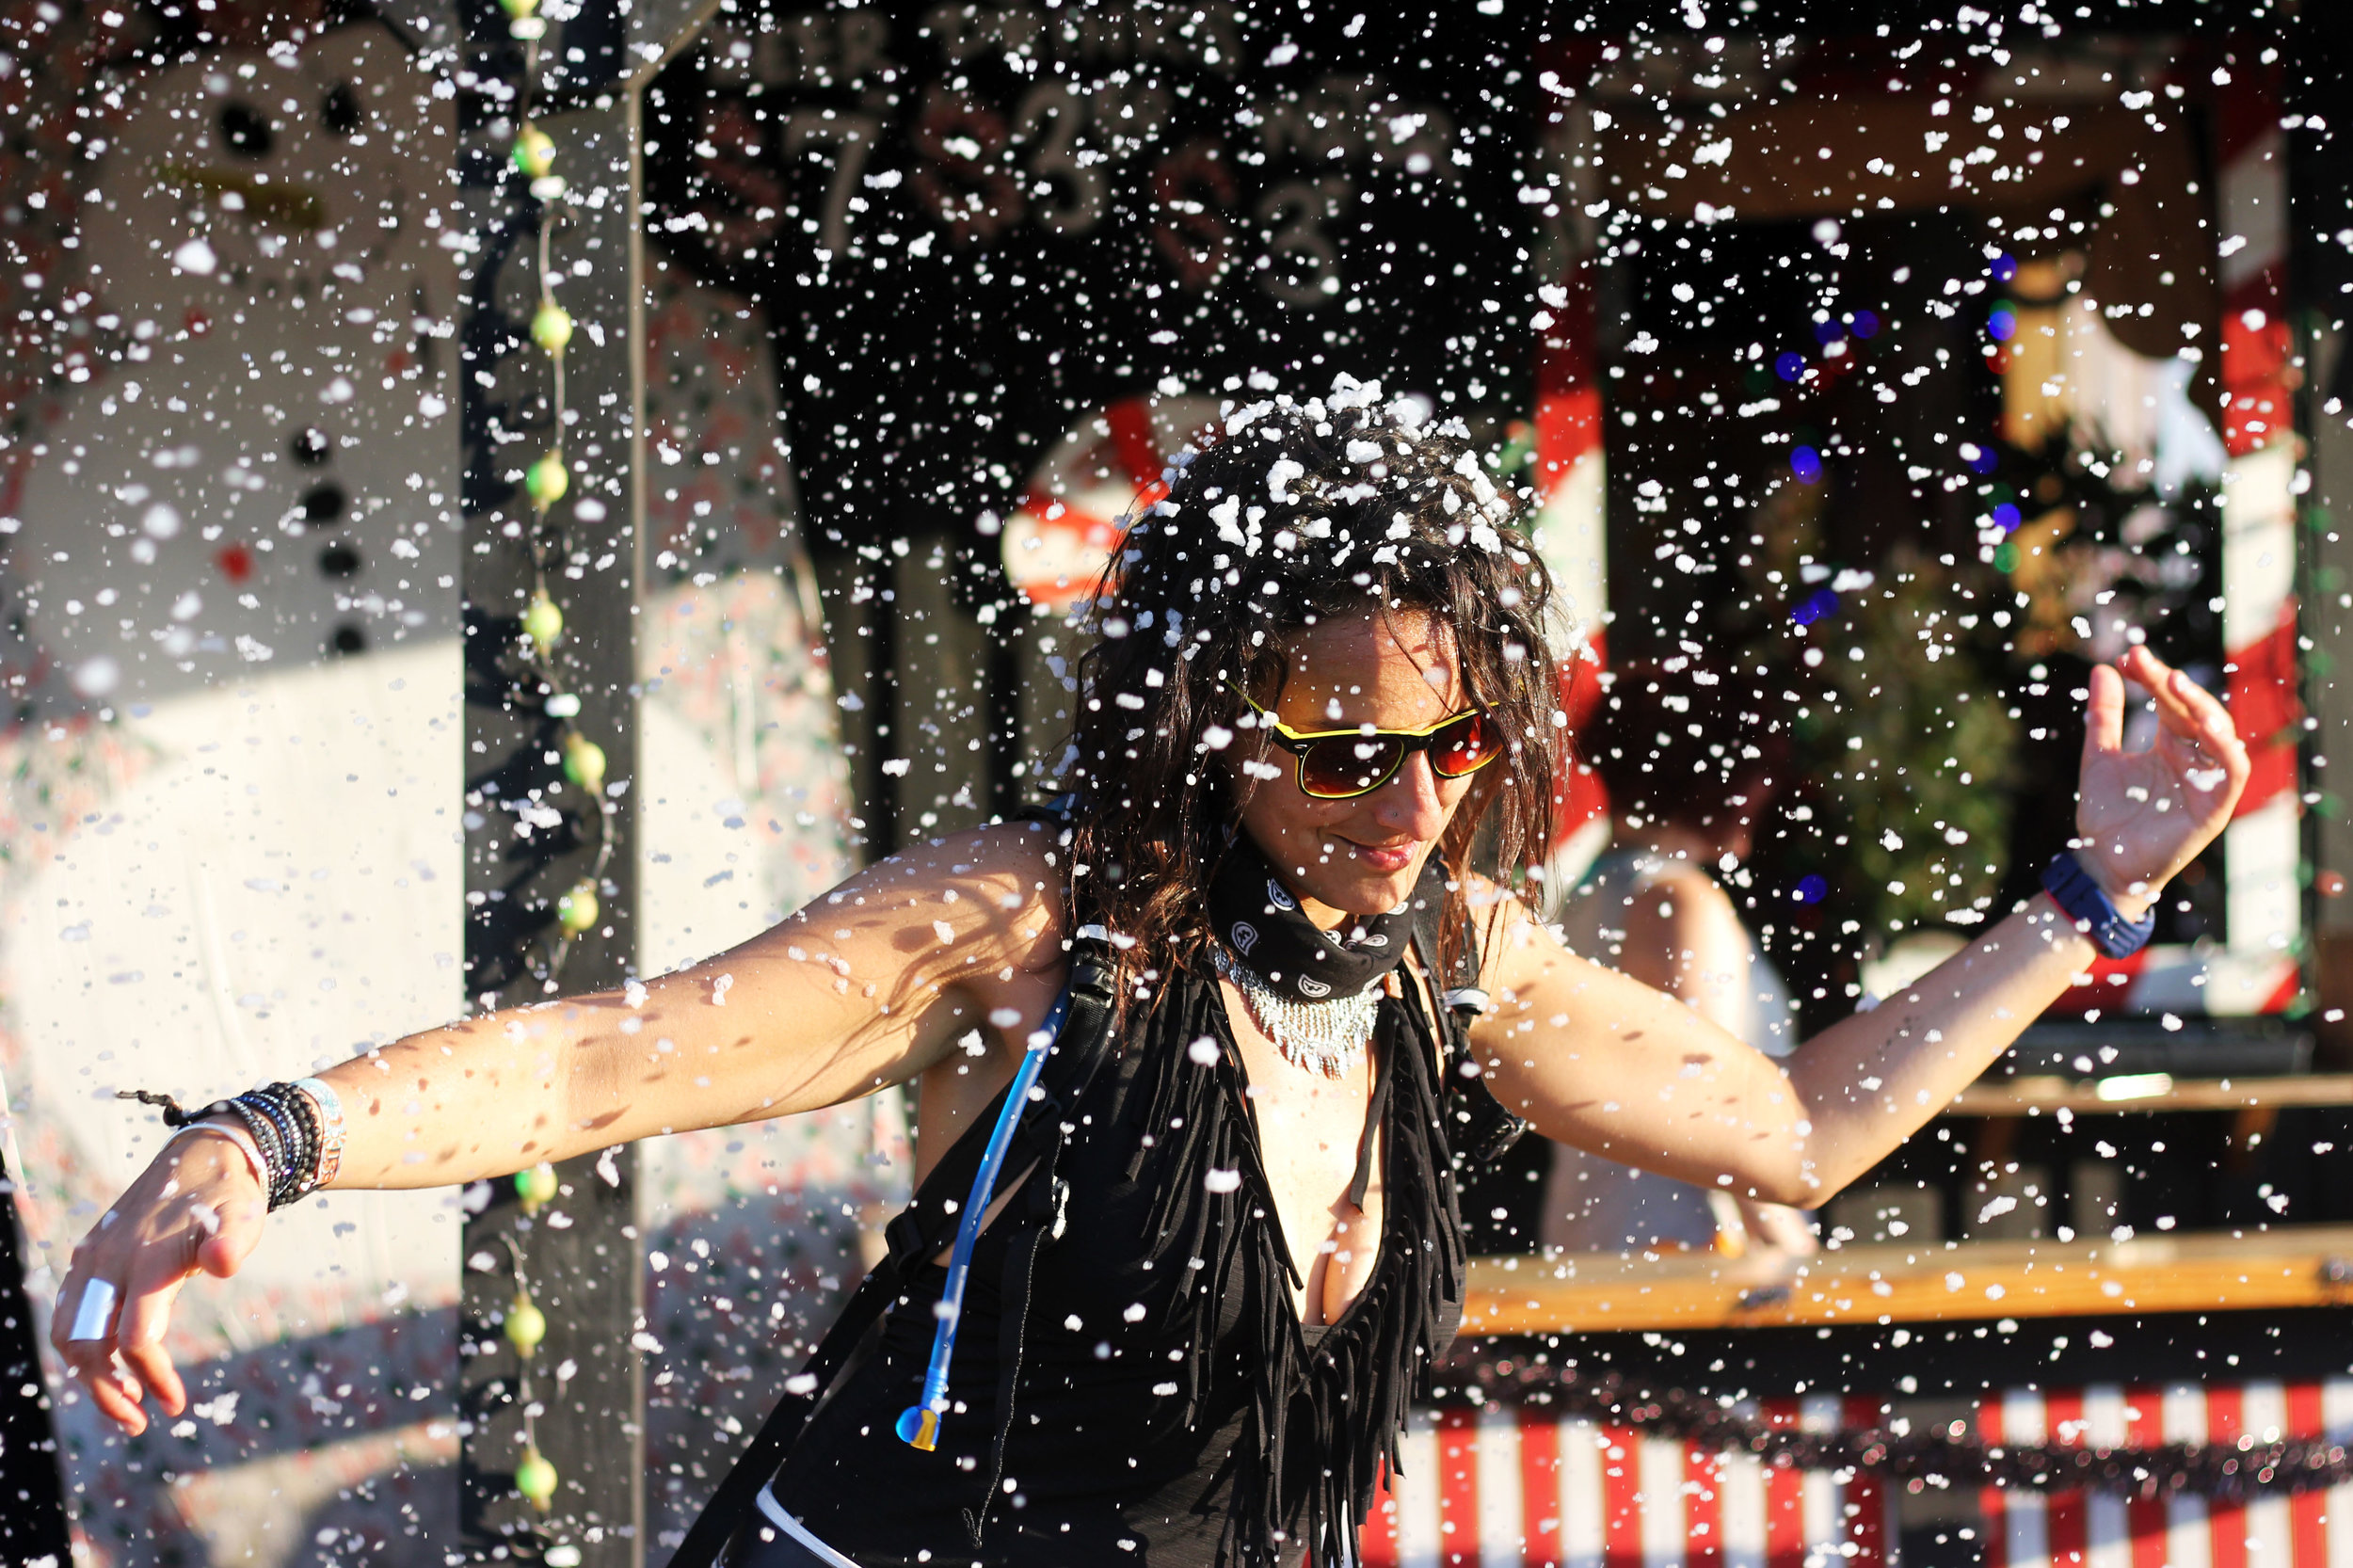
2073, 646, 2250, 918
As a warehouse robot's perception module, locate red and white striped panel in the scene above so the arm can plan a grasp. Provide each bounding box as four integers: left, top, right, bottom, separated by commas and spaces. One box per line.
1978, 1381, 2353, 1568
1358, 1398, 1893, 1568
2213, 56, 2303, 1009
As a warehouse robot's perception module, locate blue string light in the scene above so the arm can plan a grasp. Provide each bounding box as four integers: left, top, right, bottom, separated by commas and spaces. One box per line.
1791, 587, 1842, 625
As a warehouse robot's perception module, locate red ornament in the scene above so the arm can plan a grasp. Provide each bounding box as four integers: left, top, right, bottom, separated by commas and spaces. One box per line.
216, 543, 254, 583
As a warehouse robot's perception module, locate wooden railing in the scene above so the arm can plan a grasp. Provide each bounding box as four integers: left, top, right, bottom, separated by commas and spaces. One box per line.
1462, 1224, 2353, 1335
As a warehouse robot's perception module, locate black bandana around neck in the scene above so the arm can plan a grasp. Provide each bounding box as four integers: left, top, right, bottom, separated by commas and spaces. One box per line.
1207, 835, 1446, 1003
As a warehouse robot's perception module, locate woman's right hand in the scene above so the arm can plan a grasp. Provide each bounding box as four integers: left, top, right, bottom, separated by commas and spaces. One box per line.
50, 1126, 269, 1435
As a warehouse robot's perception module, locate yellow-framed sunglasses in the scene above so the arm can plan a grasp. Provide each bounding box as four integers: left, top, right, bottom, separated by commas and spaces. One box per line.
1229, 683, 1505, 800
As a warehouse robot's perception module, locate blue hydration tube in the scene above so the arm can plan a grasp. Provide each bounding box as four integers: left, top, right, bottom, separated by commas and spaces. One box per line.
895, 987, 1070, 1451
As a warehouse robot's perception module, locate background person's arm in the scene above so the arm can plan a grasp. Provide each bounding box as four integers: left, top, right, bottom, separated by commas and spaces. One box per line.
1477, 648, 2245, 1208
52, 822, 1064, 1433
1609, 867, 1759, 1039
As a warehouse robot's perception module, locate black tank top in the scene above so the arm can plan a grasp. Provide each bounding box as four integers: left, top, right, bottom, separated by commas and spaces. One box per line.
772, 949, 1471, 1568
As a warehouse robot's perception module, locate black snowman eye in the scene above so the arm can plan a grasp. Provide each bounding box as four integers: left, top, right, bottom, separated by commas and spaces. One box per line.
320, 83, 361, 137
218, 102, 274, 159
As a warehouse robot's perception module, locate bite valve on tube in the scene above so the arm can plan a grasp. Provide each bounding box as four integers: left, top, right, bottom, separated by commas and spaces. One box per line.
896, 990, 1070, 1451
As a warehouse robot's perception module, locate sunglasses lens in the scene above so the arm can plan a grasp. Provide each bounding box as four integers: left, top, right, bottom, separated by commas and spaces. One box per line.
1299, 737, 1402, 798
1431, 713, 1503, 777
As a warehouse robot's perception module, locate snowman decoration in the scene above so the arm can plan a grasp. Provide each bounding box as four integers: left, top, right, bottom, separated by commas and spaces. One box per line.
0, 19, 472, 1561
10, 19, 461, 704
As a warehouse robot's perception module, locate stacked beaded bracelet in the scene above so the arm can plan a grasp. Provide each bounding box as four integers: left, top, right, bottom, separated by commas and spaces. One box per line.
120, 1080, 348, 1211
293, 1077, 347, 1187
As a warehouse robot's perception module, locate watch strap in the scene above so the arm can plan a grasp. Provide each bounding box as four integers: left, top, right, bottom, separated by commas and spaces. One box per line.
2040, 851, 2156, 960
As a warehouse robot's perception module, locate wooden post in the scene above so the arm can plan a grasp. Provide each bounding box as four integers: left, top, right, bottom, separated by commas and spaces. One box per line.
453, 0, 716, 1559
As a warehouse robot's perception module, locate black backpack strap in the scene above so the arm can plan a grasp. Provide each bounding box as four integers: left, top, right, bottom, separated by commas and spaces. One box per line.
1408, 892, 1528, 1178
964, 922, 1120, 1544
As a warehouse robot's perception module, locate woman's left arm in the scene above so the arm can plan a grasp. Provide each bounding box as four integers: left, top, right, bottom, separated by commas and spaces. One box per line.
1474, 647, 2248, 1207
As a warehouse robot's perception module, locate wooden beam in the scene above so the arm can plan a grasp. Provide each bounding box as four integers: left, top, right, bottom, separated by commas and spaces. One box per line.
1461, 1224, 2353, 1336
1947, 1073, 2353, 1115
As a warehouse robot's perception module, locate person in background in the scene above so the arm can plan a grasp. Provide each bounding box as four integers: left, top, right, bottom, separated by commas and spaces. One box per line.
1543, 661, 1817, 1258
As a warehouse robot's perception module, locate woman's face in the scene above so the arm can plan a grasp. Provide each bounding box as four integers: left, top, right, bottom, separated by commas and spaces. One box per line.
1233, 608, 1479, 928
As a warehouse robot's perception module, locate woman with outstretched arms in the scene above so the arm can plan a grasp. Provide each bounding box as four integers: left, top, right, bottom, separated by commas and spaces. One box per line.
54, 387, 2245, 1567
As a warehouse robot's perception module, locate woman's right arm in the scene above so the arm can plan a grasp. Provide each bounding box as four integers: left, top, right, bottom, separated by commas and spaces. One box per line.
323, 822, 1065, 1188
53, 821, 1068, 1433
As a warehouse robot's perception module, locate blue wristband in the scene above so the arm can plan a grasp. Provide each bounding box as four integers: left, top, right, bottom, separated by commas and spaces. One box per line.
2040, 851, 2156, 959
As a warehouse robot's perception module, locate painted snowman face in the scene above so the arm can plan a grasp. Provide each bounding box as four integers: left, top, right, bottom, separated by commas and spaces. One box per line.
9, 22, 458, 709
79, 24, 447, 307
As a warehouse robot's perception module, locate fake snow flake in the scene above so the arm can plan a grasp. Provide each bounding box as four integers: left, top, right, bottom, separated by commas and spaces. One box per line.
1209, 495, 1243, 542
72, 656, 119, 696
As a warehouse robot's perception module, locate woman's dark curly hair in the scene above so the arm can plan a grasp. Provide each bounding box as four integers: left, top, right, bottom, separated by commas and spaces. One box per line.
1062, 381, 1567, 987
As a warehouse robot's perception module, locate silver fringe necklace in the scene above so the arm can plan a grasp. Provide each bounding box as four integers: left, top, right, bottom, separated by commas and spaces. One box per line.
1211, 943, 1381, 1079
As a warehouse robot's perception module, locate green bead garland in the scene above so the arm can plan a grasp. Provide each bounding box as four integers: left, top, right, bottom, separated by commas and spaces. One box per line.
520, 591, 565, 648
515, 1446, 559, 1510
531, 302, 573, 354
514, 1161, 559, 1210
561, 734, 606, 792
504, 1293, 548, 1358
511, 126, 555, 180
556, 881, 599, 936
524, 452, 568, 509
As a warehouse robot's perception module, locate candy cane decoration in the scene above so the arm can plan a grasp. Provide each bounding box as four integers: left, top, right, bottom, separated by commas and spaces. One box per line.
2214, 55, 2304, 1014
